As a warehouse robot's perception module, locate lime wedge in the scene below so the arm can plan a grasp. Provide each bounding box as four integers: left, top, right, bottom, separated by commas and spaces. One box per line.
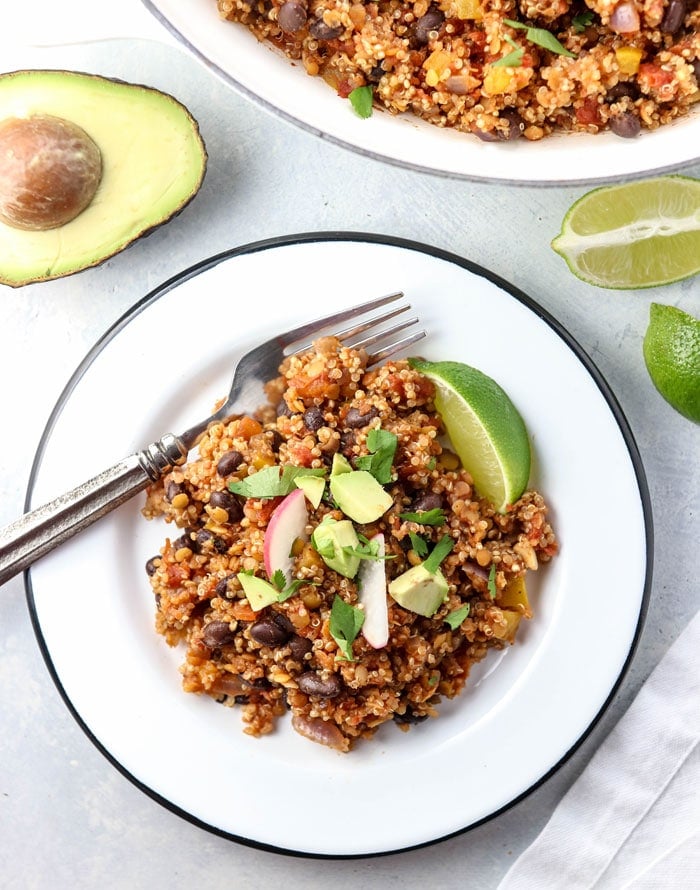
410, 359, 531, 512
552, 176, 700, 289
643, 303, 700, 423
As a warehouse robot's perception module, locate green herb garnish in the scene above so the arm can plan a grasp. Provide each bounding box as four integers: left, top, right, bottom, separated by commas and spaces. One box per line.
399, 507, 446, 526
493, 35, 525, 68
445, 603, 470, 629
270, 569, 313, 602
423, 535, 455, 574
572, 10, 594, 31
504, 18, 576, 57
343, 533, 396, 562
355, 428, 398, 484
488, 564, 497, 599
228, 466, 325, 499
329, 594, 365, 661
408, 532, 429, 557
349, 85, 374, 119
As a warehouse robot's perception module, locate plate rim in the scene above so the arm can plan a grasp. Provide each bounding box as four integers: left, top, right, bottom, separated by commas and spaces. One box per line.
24, 231, 654, 858
141, 0, 699, 188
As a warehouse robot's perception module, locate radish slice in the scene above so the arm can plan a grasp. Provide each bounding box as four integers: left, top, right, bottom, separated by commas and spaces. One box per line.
263, 488, 309, 582
358, 533, 389, 649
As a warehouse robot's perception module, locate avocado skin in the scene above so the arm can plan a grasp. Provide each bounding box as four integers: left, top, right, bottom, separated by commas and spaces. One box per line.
0, 70, 207, 287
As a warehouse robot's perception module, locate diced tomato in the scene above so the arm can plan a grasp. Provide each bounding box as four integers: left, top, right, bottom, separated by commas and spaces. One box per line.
575, 96, 602, 126
337, 79, 354, 98
638, 62, 674, 91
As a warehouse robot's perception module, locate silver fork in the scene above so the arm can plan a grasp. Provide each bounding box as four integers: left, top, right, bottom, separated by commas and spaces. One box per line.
0, 292, 425, 586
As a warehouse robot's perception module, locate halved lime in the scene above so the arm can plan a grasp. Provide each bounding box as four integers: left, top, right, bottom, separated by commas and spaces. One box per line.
552, 176, 700, 289
410, 359, 531, 512
643, 303, 700, 423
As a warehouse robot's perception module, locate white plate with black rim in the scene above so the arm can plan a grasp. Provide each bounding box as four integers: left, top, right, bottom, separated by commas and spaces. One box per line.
25, 233, 651, 857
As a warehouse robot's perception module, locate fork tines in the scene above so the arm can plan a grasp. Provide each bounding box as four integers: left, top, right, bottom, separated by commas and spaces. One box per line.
289, 291, 426, 366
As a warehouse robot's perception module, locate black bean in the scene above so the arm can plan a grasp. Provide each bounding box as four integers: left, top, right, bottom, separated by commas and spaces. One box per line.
217, 450, 244, 476
209, 490, 243, 522
474, 111, 523, 142
413, 7, 444, 45
277, 400, 294, 417
339, 429, 356, 453
202, 621, 236, 648
344, 405, 379, 428
367, 64, 385, 84
474, 127, 500, 142
215, 574, 236, 598
410, 492, 444, 513
288, 634, 313, 661
610, 111, 641, 138
309, 18, 343, 39
660, 0, 685, 32
303, 406, 325, 431
172, 533, 191, 552
265, 429, 284, 452
165, 480, 185, 502
297, 671, 342, 698
278, 0, 307, 32
607, 81, 638, 101
145, 556, 160, 576
250, 612, 294, 647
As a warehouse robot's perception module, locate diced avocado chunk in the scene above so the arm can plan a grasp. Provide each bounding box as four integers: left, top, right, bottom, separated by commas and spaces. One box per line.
330, 453, 353, 476
237, 573, 279, 611
295, 474, 325, 509
388, 563, 449, 617
311, 517, 361, 578
329, 470, 393, 524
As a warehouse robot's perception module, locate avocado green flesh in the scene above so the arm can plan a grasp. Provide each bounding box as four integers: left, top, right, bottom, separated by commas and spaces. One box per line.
388, 564, 448, 617
312, 518, 361, 578
0, 70, 207, 287
329, 470, 394, 524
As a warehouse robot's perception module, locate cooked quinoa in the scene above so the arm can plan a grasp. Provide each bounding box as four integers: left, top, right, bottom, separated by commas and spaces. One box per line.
143, 337, 558, 751
215, 0, 699, 139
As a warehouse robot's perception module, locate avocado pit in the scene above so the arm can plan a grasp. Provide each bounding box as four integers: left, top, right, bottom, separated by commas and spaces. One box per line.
0, 113, 102, 231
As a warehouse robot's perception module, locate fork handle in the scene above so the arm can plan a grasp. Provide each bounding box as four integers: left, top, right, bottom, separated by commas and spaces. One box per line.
0, 434, 187, 588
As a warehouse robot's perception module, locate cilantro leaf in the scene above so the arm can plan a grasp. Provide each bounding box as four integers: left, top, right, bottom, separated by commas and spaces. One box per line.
504, 18, 576, 57
488, 564, 497, 599
408, 532, 429, 557
277, 579, 309, 602
423, 535, 455, 574
349, 85, 374, 119
329, 595, 365, 661
572, 10, 594, 31
355, 428, 398, 484
271, 569, 286, 591
228, 466, 325, 499
343, 534, 396, 562
445, 603, 470, 629
493, 35, 525, 68
399, 507, 446, 526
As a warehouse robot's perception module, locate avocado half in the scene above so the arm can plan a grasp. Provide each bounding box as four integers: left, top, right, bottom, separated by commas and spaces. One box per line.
0, 70, 207, 287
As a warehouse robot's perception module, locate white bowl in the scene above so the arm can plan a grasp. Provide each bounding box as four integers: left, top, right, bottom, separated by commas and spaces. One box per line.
145, 0, 700, 185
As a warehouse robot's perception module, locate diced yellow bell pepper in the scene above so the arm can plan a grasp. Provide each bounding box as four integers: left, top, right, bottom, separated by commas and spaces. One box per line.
482, 66, 513, 95
455, 0, 484, 20
501, 609, 522, 641
615, 45, 643, 76
499, 575, 531, 615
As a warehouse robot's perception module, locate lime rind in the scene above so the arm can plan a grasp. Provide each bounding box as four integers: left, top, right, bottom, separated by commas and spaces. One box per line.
411, 359, 531, 512
642, 303, 700, 423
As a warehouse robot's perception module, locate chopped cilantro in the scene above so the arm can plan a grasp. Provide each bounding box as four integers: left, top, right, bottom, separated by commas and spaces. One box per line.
408, 532, 429, 557
349, 85, 374, 119
329, 595, 365, 661
269, 568, 313, 602
493, 35, 525, 68
399, 507, 446, 526
445, 603, 470, 629
355, 428, 398, 484
228, 466, 325, 499
504, 18, 576, 57
423, 535, 455, 574
488, 564, 497, 599
572, 10, 594, 31
342, 533, 396, 562
427, 457, 437, 471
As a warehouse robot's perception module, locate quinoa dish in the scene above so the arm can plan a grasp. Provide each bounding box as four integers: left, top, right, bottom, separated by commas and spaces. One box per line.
215, 0, 699, 140
143, 337, 558, 752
